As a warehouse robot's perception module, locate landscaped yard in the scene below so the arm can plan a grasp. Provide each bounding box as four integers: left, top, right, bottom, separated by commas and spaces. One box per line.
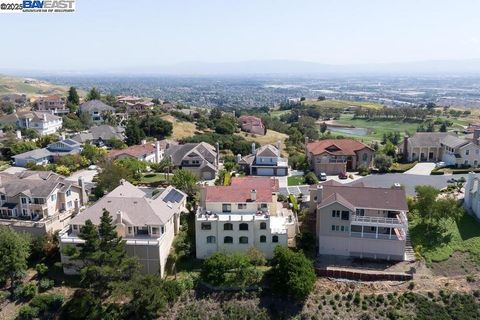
287, 175, 306, 186
134, 173, 171, 185
409, 212, 480, 264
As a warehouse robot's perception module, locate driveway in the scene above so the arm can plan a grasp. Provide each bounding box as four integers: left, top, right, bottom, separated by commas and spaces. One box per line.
66, 169, 98, 184
404, 162, 436, 175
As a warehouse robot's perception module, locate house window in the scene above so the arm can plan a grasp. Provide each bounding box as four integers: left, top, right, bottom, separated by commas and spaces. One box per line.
341, 211, 349, 221
66, 190, 72, 197
466, 149, 470, 155
465, 160, 469, 165
362, 153, 368, 161
239, 236, 248, 244
128, 227, 133, 234
335, 226, 340, 231
260, 235, 266, 243
356, 209, 365, 216
161, 226, 165, 234
151, 227, 159, 235
239, 223, 249, 231
331, 210, 340, 218
207, 236, 216, 244
67, 201, 72, 209
331, 225, 335, 231
201, 222, 211, 230
33, 198, 45, 205
224, 236, 233, 244
222, 204, 232, 213
258, 203, 268, 210
22, 209, 28, 215
345, 226, 349, 232
0, 194, 5, 201
21, 197, 28, 204
72, 225, 78, 231
238, 203, 247, 209
341, 226, 345, 232
51, 194, 57, 202
260, 222, 267, 230
224, 223, 233, 230
272, 235, 279, 243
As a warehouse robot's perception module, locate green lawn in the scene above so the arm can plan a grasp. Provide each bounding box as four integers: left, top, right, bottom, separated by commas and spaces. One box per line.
302, 99, 384, 110
0, 160, 11, 171
409, 213, 480, 263
135, 173, 171, 184
288, 176, 306, 186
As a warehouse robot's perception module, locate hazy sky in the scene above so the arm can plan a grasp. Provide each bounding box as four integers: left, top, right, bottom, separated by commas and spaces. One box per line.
1, 0, 480, 71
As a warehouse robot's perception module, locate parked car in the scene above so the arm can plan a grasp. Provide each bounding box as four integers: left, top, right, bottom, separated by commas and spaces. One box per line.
338, 172, 348, 179
319, 172, 327, 181
88, 165, 98, 170
435, 161, 446, 168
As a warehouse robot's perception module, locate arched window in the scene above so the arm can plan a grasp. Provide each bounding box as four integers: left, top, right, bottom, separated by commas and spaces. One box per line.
239, 223, 249, 231
272, 235, 279, 243
239, 236, 248, 244
260, 222, 267, 230
224, 223, 233, 231
206, 236, 216, 244
224, 236, 233, 244
260, 235, 266, 243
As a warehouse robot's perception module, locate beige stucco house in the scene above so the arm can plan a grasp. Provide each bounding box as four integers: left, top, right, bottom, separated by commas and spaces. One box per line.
310, 181, 408, 261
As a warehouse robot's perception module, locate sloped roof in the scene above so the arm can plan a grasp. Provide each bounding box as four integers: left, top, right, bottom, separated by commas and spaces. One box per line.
0, 111, 61, 124
72, 125, 124, 143
79, 100, 115, 113
108, 143, 157, 159
256, 144, 279, 157
205, 176, 278, 203
441, 135, 469, 149
165, 142, 216, 166
406, 132, 454, 148
317, 183, 408, 211
307, 139, 372, 156
70, 181, 186, 226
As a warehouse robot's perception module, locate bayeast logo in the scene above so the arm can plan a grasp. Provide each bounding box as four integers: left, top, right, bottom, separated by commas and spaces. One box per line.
23, 0, 75, 12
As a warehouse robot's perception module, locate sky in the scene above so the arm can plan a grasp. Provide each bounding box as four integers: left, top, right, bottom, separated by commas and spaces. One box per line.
1, 0, 480, 72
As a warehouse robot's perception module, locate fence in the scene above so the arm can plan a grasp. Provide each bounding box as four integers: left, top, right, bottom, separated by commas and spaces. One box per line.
316, 268, 413, 281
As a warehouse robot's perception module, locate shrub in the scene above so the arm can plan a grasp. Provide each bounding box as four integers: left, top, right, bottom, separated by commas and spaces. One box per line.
246, 247, 267, 266
30, 293, 64, 313
358, 165, 370, 176
269, 246, 316, 300
17, 305, 39, 320
0, 290, 9, 303
35, 263, 48, 277
38, 278, 54, 292
20, 283, 37, 301
408, 282, 415, 290
304, 172, 319, 185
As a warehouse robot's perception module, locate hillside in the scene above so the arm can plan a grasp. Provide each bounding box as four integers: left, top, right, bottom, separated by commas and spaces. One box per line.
0, 74, 70, 98
302, 99, 384, 110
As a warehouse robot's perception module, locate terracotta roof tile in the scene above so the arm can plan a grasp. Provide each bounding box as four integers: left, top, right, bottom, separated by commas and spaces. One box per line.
205, 176, 278, 202
307, 139, 372, 156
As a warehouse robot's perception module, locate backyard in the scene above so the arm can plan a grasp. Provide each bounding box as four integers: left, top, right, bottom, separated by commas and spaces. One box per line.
287, 175, 306, 186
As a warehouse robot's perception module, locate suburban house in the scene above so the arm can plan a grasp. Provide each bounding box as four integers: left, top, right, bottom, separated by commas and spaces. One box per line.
238, 115, 266, 136
310, 180, 409, 261
71, 125, 125, 147
60, 180, 187, 276
34, 95, 69, 115
165, 142, 219, 180
306, 139, 374, 175
0, 111, 62, 135
399, 132, 454, 162
128, 101, 155, 113
13, 138, 83, 167
196, 176, 296, 259
238, 143, 288, 176
0, 170, 87, 235
0, 94, 28, 108
116, 95, 144, 105
108, 140, 163, 163
78, 99, 116, 123
464, 172, 480, 220
400, 131, 480, 167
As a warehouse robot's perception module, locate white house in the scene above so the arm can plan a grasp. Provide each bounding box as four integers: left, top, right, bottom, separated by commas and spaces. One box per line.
195, 176, 296, 259
0, 111, 62, 136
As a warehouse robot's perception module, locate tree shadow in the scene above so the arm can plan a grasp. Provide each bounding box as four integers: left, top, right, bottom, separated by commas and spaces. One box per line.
410, 222, 452, 252
456, 214, 480, 241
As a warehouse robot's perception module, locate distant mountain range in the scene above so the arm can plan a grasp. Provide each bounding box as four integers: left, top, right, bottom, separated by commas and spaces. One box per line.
3, 59, 480, 76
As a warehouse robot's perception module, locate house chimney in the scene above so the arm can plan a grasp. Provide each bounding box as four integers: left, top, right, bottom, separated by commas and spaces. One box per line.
155, 140, 162, 163
116, 210, 123, 224
15, 130, 22, 140
141, 139, 146, 145
403, 135, 409, 162
78, 177, 86, 206
251, 189, 257, 201
236, 154, 241, 162
316, 185, 323, 203
474, 129, 480, 145
276, 140, 281, 155
251, 142, 256, 154
61, 133, 66, 141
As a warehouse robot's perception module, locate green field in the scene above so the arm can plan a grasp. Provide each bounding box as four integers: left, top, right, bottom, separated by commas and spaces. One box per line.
287, 175, 306, 186
302, 99, 384, 110
410, 213, 480, 264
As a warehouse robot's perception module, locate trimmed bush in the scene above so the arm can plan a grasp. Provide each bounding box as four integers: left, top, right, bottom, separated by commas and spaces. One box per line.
30, 293, 64, 313
38, 278, 54, 292
17, 305, 39, 320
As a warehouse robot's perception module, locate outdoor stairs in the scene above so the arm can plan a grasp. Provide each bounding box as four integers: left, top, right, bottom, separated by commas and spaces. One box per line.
404, 232, 416, 262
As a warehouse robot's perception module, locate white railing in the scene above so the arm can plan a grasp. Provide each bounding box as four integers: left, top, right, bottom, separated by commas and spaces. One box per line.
350, 230, 406, 241
351, 214, 407, 226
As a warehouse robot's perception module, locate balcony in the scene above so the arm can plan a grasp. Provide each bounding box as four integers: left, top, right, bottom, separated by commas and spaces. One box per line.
350, 229, 406, 241
351, 212, 407, 228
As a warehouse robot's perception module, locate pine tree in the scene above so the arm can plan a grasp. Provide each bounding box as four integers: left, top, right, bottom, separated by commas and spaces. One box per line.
0, 227, 30, 293
86, 87, 101, 101
125, 119, 145, 146
67, 86, 80, 105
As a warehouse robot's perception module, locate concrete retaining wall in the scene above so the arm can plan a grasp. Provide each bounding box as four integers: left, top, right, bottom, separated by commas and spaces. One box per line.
316, 268, 412, 281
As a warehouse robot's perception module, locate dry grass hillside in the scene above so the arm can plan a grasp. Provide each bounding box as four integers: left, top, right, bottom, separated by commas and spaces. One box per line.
0, 74, 71, 98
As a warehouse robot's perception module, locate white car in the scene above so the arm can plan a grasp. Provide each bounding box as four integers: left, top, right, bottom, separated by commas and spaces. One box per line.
435, 162, 446, 168
319, 172, 327, 181
88, 165, 98, 170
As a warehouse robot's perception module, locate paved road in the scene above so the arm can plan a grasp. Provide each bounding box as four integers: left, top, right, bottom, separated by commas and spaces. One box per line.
355, 173, 466, 196
404, 162, 436, 175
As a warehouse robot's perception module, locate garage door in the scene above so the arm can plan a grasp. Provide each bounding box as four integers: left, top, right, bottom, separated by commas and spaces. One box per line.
257, 168, 274, 176
277, 169, 286, 176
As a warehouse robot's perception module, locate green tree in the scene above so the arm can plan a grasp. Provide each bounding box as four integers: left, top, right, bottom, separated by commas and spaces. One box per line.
374, 154, 393, 173
115, 157, 147, 180
304, 172, 319, 185
413, 185, 463, 226
0, 227, 30, 293
215, 116, 236, 135
171, 169, 198, 199
81, 144, 107, 164
125, 119, 145, 146
382, 140, 396, 158
108, 138, 127, 149
86, 87, 101, 101
268, 246, 315, 300
140, 115, 173, 139
67, 86, 80, 105
79, 110, 93, 129
94, 161, 133, 197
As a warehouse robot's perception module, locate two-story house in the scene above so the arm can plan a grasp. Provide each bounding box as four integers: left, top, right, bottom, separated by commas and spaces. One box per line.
310, 181, 409, 261
238, 115, 266, 136
0, 170, 87, 235
13, 138, 82, 167
238, 143, 288, 176
108, 140, 163, 163
306, 139, 374, 175
196, 176, 296, 259
60, 180, 187, 276
165, 142, 219, 180
71, 125, 125, 147
78, 100, 116, 123
0, 111, 62, 135
34, 96, 69, 115
464, 172, 480, 220
441, 134, 480, 167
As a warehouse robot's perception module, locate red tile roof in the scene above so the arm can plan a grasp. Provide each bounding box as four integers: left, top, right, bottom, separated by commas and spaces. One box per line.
205, 176, 278, 202
108, 143, 156, 159
307, 139, 372, 156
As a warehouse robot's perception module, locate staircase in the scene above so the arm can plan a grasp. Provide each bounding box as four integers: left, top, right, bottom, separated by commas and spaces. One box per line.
404, 232, 416, 262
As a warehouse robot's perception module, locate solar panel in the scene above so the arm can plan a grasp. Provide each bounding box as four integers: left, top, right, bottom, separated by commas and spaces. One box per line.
163, 189, 184, 203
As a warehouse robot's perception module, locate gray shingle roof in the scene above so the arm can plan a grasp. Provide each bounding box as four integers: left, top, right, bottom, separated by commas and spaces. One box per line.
72, 125, 124, 143
440, 135, 469, 149
70, 181, 186, 226
407, 132, 454, 148
79, 100, 115, 113
165, 142, 216, 166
